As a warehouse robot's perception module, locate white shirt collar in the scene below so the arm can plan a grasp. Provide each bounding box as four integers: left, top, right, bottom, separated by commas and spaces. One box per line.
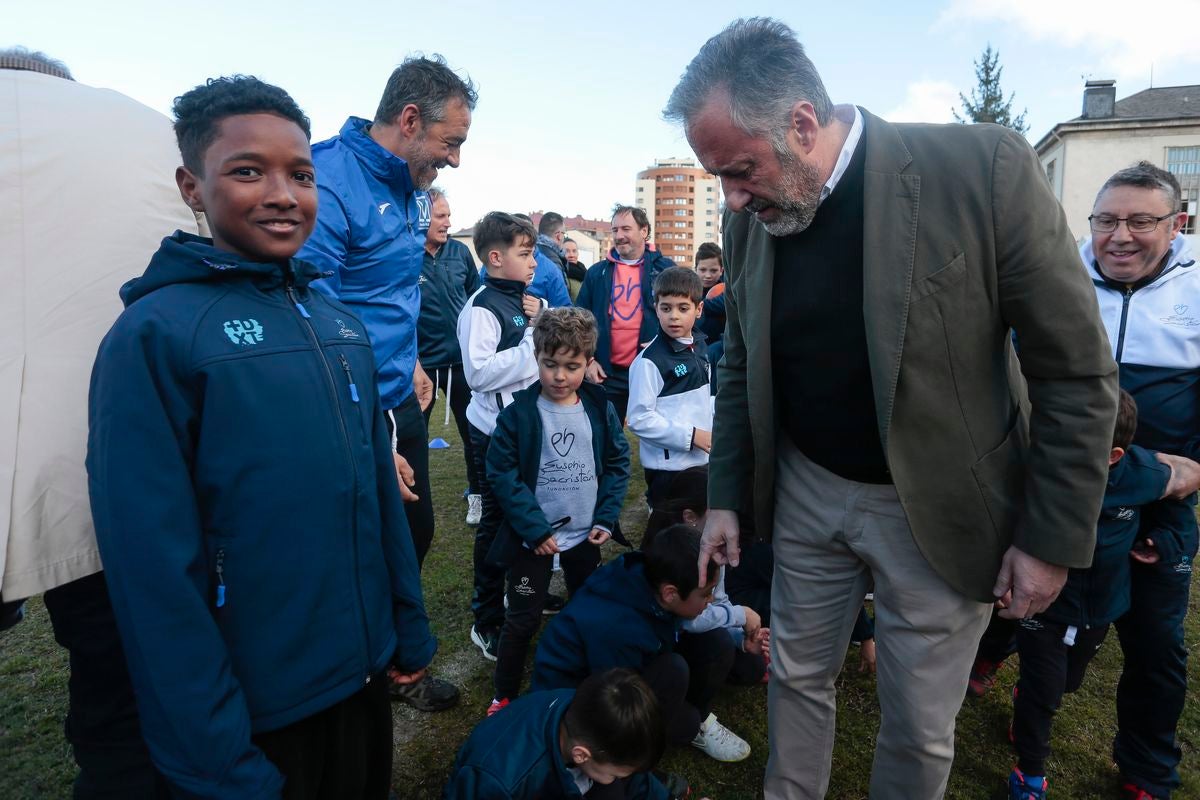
818, 106, 864, 206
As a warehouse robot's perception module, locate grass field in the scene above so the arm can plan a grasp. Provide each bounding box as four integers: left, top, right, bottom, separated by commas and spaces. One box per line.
2, 394, 1197, 799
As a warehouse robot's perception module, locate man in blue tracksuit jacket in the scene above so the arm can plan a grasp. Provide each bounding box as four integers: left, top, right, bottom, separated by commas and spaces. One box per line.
88, 231, 435, 798
298, 56, 476, 711
1083, 161, 1200, 799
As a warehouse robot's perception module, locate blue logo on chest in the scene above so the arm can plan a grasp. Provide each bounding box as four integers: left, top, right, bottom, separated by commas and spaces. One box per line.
223, 319, 264, 346
674, 363, 688, 377
513, 314, 526, 327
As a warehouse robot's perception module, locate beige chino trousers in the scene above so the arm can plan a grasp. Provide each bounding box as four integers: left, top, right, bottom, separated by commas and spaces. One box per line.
764, 439, 991, 800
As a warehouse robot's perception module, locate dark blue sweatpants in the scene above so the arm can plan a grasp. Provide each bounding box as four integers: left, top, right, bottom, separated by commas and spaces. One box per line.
1113, 497, 1196, 798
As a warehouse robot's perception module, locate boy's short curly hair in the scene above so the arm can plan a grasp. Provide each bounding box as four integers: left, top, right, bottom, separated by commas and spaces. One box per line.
173, 76, 311, 174
653, 266, 704, 303
533, 307, 598, 358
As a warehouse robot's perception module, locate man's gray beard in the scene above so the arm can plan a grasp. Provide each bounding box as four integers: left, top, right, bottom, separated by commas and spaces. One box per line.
752, 149, 823, 237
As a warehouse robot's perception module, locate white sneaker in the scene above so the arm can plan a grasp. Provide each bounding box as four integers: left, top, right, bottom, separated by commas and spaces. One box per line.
690, 713, 750, 762
466, 494, 482, 526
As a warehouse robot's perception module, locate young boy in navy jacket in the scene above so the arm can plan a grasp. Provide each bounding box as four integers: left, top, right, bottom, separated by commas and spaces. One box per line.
457, 212, 546, 661
445, 669, 684, 800
626, 268, 713, 500
485, 307, 630, 715
532, 525, 751, 762
86, 77, 435, 799
1007, 390, 1169, 800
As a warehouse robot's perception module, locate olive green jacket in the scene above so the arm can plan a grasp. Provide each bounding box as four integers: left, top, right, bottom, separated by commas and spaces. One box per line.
710, 110, 1118, 602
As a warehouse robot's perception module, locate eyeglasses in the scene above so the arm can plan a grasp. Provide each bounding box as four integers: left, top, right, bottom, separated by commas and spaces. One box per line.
1087, 211, 1178, 233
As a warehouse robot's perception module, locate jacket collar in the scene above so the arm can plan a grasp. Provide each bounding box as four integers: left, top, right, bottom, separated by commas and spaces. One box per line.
860, 108, 919, 455
658, 327, 707, 352
1080, 234, 1196, 291
605, 242, 663, 266
488, 276, 528, 295
337, 117, 416, 193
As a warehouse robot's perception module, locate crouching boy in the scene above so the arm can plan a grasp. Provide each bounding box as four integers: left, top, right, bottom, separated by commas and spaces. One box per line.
446, 669, 685, 799
532, 525, 752, 762
86, 77, 434, 798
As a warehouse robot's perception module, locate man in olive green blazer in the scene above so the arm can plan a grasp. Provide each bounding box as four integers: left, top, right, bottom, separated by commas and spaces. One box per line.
665, 19, 1118, 800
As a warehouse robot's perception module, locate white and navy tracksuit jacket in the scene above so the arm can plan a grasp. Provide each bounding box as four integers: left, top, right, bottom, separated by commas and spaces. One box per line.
1083, 236, 1200, 460
626, 329, 713, 471
457, 278, 545, 436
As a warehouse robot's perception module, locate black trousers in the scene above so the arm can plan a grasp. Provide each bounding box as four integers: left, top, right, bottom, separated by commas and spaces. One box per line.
386, 393, 434, 567
252, 676, 392, 800
421, 363, 479, 494
469, 423, 506, 632
975, 609, 1019, 665
42, 572, 171, 799
1113, 500, 1196, 798
600, 365, 629, 425
1012, 617, 1109, 776
725, 539, 774, 628
494, 541, 600, 699
642, 629, 735, 746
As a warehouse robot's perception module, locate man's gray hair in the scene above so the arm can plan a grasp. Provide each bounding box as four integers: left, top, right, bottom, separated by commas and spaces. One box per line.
0, 46, 73, 80
663, 18, 832, 145
1097, 160, 1181, 211
428, 186, 447, 203
374, 53, 477, 126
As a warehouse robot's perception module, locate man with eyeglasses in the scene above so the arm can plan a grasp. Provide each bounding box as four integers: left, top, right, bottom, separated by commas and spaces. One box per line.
1082, 161, 1200, 800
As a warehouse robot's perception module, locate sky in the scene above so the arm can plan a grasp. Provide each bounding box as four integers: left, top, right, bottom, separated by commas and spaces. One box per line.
10, 0, 1200, 229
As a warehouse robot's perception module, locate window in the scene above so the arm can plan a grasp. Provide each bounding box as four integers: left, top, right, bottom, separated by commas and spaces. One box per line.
673, 222, 688, 228
1182, 186, 1199, 234
1044, 159, 1056, 192
637, 187, 643, 192
1167, 147, 1200, 234
674, 210, 688, 217
1167, 146, 1200, 176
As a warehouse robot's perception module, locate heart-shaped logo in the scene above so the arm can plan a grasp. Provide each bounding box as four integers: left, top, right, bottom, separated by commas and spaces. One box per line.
1175, 304, 1188, 315
551, 430, 575, 457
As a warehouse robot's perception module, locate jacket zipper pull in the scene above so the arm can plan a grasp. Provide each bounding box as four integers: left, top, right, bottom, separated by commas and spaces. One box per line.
286, 280, 312, 318
338, 354, 360, 403
215, 548, 226, 608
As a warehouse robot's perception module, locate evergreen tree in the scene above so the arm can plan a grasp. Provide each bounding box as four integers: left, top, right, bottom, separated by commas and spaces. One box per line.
953, 44, 1029, 134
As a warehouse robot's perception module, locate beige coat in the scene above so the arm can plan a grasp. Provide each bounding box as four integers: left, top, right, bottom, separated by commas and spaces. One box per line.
0, 70, 198, 600
710, 112, 1118, 602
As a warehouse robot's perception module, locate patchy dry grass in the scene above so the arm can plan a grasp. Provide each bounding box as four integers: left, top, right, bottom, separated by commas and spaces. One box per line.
2, 396, 1197, 799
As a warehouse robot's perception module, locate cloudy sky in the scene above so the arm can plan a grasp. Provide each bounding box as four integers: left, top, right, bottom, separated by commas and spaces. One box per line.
11, 0, 1200, 228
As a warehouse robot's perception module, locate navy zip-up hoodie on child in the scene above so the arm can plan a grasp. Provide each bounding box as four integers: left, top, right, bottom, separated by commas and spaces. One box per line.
87, 232, 435, 799
531, 553, 677, 691
1040, 444, 1168, 629
485, 381, 631, 568
445, 689, 667, 800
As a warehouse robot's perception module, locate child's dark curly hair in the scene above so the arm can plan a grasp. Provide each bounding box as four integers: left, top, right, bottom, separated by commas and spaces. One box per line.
172, 76, 310, 174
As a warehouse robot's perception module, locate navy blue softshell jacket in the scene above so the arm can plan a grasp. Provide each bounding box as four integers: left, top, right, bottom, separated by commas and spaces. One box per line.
418, 238, 479, 368
444, 689, 667, 799
86, 232, 436, 799
574, 247, 675, 371
1041, 444, 1169, 629
485, 381, 631, 568
531, 554, 678, 691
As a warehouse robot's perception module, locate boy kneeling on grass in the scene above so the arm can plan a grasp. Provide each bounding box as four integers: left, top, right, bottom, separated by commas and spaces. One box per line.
531, 525, 753, 763
446, 668, 708, 799
484, 306, 631, 716
86, 76, 435, 798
